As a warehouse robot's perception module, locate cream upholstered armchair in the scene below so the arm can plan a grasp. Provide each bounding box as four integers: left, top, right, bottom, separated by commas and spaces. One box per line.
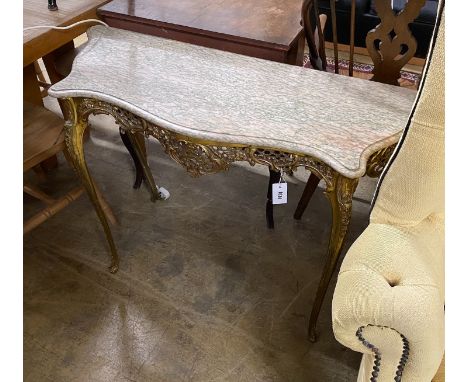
331, 4, 445, 382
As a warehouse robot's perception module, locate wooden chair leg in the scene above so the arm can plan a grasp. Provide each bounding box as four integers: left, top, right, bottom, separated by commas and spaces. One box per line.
34, 60, 48, 84
40, 156, 59, 171
34, 60, 50, 97
266, 169, 281, 229
120, 130, 144, 189
24, 183, 56, 205
42, 43, 75, 118
24, 181, 116, 231
126, 131, 160, 202
294, 173, 321, 220
24, 186, 84, 234
31, 164, 48, 182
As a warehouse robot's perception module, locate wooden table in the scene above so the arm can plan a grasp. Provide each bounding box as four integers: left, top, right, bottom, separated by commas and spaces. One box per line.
23, 0, 110, 105
23, 0, 110, 169
49, 26, 416, 341
98, 0, 305, 65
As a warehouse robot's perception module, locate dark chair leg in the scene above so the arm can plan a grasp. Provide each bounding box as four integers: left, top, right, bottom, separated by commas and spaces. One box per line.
294, 173, 321, 220
266, 169, 281, 229
126, 131, 160, 202
120, 130, 144, 189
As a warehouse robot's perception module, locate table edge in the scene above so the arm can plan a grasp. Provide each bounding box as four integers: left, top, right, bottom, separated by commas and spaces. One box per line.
48, 87, 402, 179
97, 8, 303, 51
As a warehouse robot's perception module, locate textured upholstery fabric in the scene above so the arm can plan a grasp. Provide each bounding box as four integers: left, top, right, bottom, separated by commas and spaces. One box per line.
332, 5, 444, 382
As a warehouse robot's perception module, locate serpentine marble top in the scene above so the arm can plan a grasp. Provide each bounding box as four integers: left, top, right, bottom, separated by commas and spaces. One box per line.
49, 26, 416, 178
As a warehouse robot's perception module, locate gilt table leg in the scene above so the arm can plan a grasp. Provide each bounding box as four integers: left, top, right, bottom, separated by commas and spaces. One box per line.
307, 173, 359, 342
64, 100, 119, 273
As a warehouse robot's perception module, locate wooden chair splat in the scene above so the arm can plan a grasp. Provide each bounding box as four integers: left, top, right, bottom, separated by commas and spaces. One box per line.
295, 0, 427, 221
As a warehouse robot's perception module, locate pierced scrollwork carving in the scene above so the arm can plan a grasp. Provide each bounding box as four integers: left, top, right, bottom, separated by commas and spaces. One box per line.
70, 97, 392, 195
366, 0, 426, 85
78, 98, 146, 133
328, 175, 359, 239
336, 176, 359, 233
69, 97, 344, 187
157, 138, 235, 177
366, 144, 396, 178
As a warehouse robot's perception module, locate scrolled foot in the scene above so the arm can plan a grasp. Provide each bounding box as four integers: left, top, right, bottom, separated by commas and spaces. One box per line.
108, 262, 119, 274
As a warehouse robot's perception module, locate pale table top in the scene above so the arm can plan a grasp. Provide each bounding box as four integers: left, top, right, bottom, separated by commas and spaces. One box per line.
49, 26, 416, 178
23, 0, 109, 66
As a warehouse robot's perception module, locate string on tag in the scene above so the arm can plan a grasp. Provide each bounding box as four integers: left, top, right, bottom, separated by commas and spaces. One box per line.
279, 169, 286, 184
272, 169, 288, 205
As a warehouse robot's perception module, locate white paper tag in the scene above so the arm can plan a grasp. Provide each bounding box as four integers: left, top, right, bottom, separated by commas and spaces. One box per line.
272, 182, 288, 205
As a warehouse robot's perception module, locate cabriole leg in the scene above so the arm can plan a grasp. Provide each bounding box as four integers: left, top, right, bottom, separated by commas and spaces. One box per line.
308, 173, 359, 341
64, 99, 119, 273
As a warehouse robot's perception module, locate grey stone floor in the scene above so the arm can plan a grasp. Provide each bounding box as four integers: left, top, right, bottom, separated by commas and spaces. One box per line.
24, 101, 378, 381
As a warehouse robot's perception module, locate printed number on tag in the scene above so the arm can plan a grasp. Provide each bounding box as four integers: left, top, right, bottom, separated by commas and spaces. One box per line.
272, 183, 288, 205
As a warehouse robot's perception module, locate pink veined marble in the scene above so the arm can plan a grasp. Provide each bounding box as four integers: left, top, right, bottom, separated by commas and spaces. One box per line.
49, 26, 416, 178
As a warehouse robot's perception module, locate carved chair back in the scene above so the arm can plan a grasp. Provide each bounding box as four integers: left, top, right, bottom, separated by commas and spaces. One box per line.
301, 0, 427, 86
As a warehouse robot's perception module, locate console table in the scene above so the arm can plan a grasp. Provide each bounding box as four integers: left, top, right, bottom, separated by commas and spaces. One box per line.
49, 26, 415, 341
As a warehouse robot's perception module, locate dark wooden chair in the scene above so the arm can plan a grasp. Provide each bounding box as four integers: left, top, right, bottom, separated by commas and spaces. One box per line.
294, 0, 427, 222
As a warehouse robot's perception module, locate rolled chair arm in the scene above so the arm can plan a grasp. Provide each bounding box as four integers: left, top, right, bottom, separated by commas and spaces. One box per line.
332, 223, 444, 381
